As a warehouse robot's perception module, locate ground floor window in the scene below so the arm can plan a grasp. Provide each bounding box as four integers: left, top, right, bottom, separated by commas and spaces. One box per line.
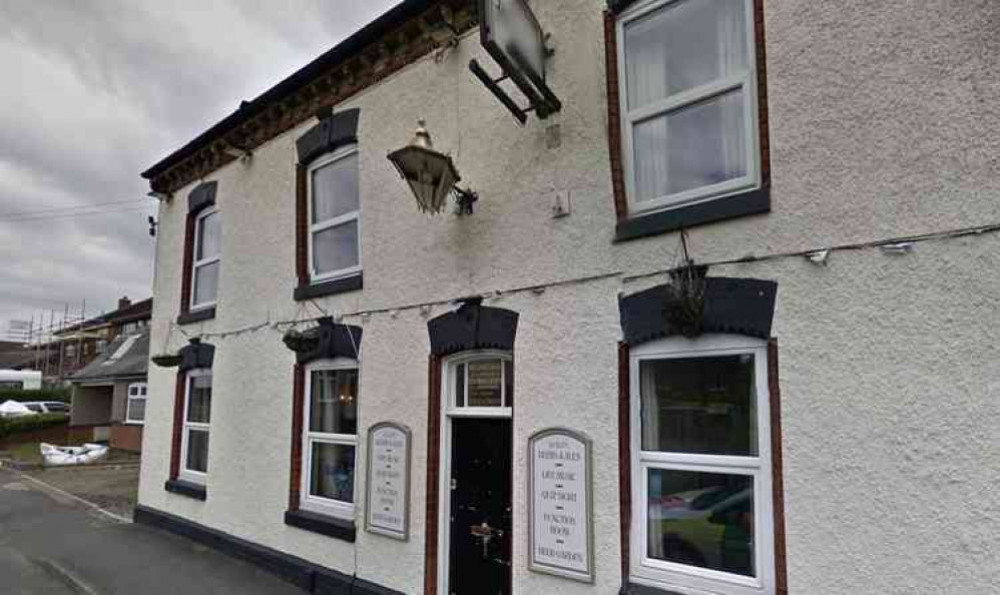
630, 335, 775, 594
301, 359, 359, 519
180, 370, 212, 483
126, 382, 148, 424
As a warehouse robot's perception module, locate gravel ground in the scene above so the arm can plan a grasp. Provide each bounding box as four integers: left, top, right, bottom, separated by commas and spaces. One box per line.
22, 463, 139, 519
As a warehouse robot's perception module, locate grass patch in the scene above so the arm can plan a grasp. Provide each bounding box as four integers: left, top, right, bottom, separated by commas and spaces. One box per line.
4, 442, 46, 465
0, 414, 68, 440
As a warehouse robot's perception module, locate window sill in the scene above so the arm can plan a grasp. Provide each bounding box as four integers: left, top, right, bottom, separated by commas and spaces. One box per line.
164, 479, 207, 501
615, 186, 770, 243
621, 582, 684, 595
294, 273, 363, 301
177, 307, 216, 325
284, 509, 356, 542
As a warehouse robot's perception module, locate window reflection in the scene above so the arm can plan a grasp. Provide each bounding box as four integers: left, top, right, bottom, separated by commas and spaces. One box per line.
648, 469, 754, 577
640, 354, 756, 456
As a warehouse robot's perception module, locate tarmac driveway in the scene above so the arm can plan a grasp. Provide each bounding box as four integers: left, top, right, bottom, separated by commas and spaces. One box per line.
0, 467, 303, 595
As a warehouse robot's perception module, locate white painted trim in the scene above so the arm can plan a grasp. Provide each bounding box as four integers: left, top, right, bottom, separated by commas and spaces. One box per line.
616, 0, 762, 217
628, 335, 775, 595
307, 145, 363, 284
190, 206, 221, 311
125, 382, 147, 425
300, 358, 359, 520
437, 351, 514, 595
179, 369, 211, 484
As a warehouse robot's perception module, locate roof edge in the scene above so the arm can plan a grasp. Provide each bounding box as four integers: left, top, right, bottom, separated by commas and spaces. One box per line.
142, 0, 473, 187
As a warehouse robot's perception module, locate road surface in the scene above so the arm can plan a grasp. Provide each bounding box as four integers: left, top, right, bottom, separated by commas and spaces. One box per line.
0, 467, 303, 594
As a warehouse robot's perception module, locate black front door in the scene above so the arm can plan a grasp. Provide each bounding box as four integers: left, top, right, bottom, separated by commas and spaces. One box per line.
448, 418, 512, 595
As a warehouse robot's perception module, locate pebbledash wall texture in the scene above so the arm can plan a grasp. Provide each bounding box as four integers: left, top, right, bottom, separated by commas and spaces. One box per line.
137, 1, 1000, 594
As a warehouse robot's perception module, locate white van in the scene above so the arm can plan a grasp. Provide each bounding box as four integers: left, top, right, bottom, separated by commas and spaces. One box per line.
0, 370, 43, 390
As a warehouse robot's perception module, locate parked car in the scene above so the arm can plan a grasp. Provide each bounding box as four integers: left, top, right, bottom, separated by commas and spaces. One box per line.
21, 401, 70, 415
653, 485, 754, 577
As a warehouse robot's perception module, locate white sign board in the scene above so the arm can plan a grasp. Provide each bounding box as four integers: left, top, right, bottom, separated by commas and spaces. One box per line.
528, 428, 594, 583
365, 422, 411, 541
481, 0, 547, 81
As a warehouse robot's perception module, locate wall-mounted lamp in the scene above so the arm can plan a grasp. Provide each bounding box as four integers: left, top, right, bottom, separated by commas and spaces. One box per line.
387, 121, 478, 216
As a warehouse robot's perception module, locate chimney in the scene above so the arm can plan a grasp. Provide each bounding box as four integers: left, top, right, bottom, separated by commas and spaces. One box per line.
118, 296, 131, 311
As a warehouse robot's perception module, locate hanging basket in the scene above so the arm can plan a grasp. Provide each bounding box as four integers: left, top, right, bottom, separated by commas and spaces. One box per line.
663, 264, 707, 338
282, 328, 319, 353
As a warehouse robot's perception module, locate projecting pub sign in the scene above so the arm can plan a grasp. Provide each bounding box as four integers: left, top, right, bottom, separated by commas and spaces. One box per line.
365, 422, 411, 541
528, 428, 594, 583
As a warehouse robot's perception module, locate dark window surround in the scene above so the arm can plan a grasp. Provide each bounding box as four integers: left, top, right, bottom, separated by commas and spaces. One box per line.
294, 273, 364, 301
619, 277, 778, 346
167, 343, 215, 494
616, 339, 788, 595
177, 307, 217, 326
426, 298, 519, 358
164, 478, 207, 501
284, 509, 356, 543
294, 109, 363, 301
285, 319, 362, 544
604, 0, 772, 241
178, 181, 219, 324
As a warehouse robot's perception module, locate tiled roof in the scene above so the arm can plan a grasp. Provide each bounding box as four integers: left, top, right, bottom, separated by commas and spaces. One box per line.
71, 328, 149, 382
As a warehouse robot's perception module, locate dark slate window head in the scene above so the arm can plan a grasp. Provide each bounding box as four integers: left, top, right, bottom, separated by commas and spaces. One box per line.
296, 109, 361, 167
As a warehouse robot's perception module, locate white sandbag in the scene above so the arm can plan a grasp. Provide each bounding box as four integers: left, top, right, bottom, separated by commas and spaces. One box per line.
40, 442, 110, 466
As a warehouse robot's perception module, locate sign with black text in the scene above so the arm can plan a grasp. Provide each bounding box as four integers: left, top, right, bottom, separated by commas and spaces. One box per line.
365, 422, 411, 541
528, 428, 594, 583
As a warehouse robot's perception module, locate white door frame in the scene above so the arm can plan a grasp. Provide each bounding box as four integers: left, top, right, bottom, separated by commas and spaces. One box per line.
436, 351, 514, 595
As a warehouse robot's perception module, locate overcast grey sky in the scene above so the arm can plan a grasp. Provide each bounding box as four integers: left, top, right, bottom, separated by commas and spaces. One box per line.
0, 0, 398, 338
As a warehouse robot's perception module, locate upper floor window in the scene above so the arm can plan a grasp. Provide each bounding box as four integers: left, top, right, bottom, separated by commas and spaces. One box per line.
308, 146, 360, 283
629, 335, 774, 594
618, 0, 760, 215
126, 382, 148, 425
191, 207, 221, 310
180, 369, 212, 484
302, 359, 359, 519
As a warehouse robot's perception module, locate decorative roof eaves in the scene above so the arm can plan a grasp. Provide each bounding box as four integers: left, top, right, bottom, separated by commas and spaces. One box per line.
144, 0, 477, 195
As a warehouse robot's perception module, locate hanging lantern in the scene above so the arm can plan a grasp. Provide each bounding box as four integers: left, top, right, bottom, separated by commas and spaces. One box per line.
387, 120, 477, 215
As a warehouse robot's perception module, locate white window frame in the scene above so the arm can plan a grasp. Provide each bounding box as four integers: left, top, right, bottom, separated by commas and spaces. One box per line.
125, 382, 148, 425
629, 335, 774, 595
190, 206, 221, 311
617, 0, 761, 216
445, 350, 514, 419
301, 358, 360, 519
307, 145, 362, 284
179, 369, 212, 485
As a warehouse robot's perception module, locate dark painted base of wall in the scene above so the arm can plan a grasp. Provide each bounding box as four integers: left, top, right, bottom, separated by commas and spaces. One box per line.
134, 505, 402, 595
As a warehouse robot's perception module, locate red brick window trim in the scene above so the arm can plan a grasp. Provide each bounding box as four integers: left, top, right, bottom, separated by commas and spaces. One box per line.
288, 364, 306, 511
179, 213, 197, 317
168, 371, 186, 480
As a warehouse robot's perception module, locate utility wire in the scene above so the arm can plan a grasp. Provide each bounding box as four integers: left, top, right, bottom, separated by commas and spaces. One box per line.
0, 199, 151, 219
159, 219, 1000, 347
0, 205, 152, 224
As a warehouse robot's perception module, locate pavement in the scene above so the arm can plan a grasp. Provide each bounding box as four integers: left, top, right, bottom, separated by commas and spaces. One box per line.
0, 467, 304, 594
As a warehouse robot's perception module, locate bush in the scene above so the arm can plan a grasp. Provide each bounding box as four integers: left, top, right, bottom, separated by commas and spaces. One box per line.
0, 414, 68, 440
0, 388, 71, 403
